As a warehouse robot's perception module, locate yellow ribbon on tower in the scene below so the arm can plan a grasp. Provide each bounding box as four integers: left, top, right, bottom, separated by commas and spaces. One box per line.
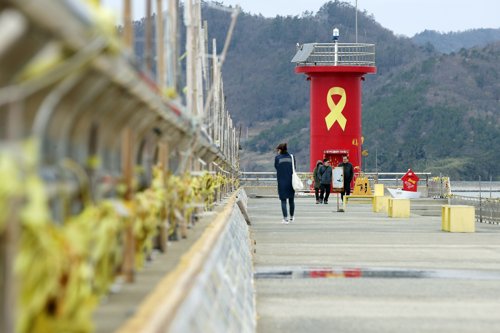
325, 86, 347, 131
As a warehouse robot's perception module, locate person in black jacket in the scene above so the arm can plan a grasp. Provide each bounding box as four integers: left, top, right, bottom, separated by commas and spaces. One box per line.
338, 155, 354, 202
318, 158, 332, 204
274, 143, 296, 224
312, 160, 323, 204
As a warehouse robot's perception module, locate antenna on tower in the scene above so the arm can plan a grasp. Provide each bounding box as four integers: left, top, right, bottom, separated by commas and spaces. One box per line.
355, 0, 358, 43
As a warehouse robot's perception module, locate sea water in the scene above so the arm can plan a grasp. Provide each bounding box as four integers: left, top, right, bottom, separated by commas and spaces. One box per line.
451, 181, 500, 199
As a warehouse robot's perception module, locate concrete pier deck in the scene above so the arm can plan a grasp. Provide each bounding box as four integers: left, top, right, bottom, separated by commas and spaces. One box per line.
250, 196, 500, 333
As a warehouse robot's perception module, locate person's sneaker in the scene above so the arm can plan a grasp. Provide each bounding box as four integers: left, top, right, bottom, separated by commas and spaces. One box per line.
281, 218, 289, 224
316, 200, 320, 204
289, 216, 295, 222
324, 201, 328, 204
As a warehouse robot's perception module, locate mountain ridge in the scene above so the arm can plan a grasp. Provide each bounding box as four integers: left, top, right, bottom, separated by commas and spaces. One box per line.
412, 28, 500, 53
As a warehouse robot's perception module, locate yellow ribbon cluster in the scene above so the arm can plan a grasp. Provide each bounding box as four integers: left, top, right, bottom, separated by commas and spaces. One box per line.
8, 139, 235, 333
14, 140, 124, 333
133, 169, 234, 263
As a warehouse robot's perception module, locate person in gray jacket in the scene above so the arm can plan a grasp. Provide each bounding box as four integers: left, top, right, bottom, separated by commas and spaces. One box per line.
318, 158, 332, 204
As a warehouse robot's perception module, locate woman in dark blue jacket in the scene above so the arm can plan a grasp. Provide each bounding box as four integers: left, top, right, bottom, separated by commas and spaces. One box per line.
274, 143, 295, 223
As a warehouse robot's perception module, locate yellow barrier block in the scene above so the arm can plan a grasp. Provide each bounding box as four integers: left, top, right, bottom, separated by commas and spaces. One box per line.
374, 184, 384, 197
373, 195, 389, 213
344, 195, 374, 204
388, 198, 410, 218
441, 205, 475, 232
343, 195, 374, 211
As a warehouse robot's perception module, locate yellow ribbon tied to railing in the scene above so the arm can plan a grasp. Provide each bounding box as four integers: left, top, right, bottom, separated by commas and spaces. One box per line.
325, 86, 347, 131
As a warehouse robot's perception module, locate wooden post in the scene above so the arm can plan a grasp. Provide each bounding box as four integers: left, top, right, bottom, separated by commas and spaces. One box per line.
185, 0, 201, 116
202, 20, 209, 95
121, 128, 135, 283
120, 0, 136, 284
156, 0, 165, 88
6, 101, 23, 140
0, 199, 20, 333
157, 142, 169, 253
224, 113, 228, 158
166, 0, 179, 90
159, 142, 170, 171
195, 2, 204, 117
123, 0, 134, 48
1, 102, 24, 333
232, 127, 236, 169
0, 180, 19, 333
212, 38, 219, 143
221, 85, 226, 153
185, 0, 194, 114
193, 0, 200, 116
145, 0, 153, 72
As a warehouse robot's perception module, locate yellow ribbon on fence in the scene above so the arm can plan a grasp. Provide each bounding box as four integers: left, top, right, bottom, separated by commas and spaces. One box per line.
325, 87, 347, 131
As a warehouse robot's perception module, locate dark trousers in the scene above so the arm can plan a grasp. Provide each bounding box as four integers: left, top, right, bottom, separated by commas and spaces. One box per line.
319, 184, 331, 202
314, 188, 320, 201
340, 182, 351, 201
280, 197, 295, 218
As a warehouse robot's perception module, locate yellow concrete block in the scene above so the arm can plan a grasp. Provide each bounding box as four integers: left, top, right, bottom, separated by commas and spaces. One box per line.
374, 184, 384, 197
388, 198, 410, 218
441, 205, 450, 231
441, 205, 475, 232
373, 195, 389, 213
345, 195, 374, 203
343, 195, 374, 211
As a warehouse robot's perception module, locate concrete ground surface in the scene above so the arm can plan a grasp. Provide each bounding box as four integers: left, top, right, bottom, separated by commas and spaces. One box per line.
250, 196, 500, 333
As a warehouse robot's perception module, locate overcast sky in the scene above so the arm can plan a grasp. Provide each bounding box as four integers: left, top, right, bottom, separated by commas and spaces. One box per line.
101, 0, 500, 37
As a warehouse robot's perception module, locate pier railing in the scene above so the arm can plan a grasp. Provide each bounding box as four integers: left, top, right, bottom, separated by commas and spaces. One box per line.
450, 195, 500, 225
239, 171, 435, 195
0, 1, 241, 332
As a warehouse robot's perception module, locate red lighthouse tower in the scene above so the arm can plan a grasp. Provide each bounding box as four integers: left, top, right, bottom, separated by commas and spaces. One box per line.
292, 33, 376, 173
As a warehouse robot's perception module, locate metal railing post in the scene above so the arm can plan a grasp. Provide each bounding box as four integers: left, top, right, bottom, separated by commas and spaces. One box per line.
334, 41, 338, 66
479, 176, 482, 223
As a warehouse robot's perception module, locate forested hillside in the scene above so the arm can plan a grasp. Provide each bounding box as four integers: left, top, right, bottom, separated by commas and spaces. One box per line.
412, 28, 500, 53
362, 42, 500, 179
133, 1, 499, 180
